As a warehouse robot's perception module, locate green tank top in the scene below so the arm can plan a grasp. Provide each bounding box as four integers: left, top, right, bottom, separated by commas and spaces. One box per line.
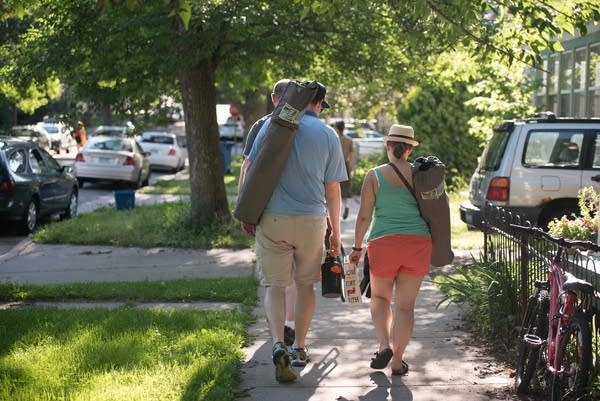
367, 166, 430, 241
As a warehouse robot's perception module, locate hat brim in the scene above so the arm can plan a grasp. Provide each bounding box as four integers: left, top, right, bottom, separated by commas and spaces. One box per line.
385, 136, 419, 146
321, 100, 330, 109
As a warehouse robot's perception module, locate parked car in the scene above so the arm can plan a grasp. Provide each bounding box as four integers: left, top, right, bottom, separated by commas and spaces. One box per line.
72, 136, 150, 189
139, 131, 186, 172
219, 117, 244, 142
6, 125, 51, 150
36, 122, 72, 154
460, 112, 600, 230
346, 128, 383, 139
0, 137, 78, 234
348, 128, 385, 159
91, 124, 135, 138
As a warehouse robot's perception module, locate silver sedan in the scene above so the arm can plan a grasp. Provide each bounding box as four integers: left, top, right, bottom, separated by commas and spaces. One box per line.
72, 136, 150, 189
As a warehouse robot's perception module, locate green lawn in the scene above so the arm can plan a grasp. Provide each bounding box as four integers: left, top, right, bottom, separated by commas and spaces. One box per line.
0, 307, 249, 401
0, 278, 256, 401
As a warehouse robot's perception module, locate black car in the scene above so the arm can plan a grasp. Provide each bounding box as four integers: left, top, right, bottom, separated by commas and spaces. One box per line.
0, 137, 78, 234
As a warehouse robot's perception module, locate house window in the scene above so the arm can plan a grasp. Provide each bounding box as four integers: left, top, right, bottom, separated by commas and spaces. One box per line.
548, 54, 560, 114
573, 48, 587, 117
560, 51, 573, 116
590, 43, 600, 117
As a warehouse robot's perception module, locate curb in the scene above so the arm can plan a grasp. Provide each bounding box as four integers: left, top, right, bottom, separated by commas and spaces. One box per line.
0, 237, 33, 266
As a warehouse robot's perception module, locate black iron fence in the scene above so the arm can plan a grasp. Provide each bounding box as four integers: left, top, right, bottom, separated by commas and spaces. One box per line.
483, 205, 600, 314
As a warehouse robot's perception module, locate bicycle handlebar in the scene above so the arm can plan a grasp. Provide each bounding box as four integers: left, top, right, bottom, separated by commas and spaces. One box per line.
510, 224, 600, 253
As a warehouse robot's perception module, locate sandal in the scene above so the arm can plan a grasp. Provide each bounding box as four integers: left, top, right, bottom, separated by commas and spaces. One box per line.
370, 348, 393, 369
391, 360, 409, 376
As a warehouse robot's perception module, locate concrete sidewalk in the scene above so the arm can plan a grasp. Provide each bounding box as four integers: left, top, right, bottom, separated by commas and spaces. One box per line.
236, 197, 515, 401
238, 279, 515, 401
0, 196, 517, 400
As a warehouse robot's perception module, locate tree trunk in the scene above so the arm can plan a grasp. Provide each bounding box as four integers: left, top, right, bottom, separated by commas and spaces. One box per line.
179, 60, 231, 225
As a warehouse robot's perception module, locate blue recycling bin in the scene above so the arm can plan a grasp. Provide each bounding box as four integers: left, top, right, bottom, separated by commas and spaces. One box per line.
219, 141, 234, 174
114, 189, 136, 210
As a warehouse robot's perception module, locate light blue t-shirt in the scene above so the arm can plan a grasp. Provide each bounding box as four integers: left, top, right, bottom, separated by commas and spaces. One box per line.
248, 110, 347, 216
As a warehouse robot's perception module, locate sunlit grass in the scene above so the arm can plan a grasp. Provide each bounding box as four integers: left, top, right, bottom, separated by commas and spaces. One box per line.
449, 190, 483, 250
0, 307, 250, 401
33, 201, 253, 249
0, 276, 257, 306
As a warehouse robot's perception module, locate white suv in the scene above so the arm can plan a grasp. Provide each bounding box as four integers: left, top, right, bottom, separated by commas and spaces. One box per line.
460, 113, 600, 230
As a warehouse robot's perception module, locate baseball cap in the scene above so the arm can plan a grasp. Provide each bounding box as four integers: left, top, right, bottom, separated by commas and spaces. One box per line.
304, 81, 331, 109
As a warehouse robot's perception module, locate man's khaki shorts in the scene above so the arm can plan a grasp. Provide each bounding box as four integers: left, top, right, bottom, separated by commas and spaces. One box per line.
256, 213, 327, 287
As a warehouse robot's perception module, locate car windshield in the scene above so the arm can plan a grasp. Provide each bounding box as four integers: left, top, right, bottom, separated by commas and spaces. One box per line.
479, 125, 512, 172
90, 139, 132, 152
142, 135, 174, 144
94, 128, 125, 136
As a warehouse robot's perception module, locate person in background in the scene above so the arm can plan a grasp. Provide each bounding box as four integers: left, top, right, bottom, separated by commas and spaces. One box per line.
73, 121, 87, 150
241, 81, 347, 383
348, 124, 431, 376
239, 78, 296, 347
333, 120, 354, 220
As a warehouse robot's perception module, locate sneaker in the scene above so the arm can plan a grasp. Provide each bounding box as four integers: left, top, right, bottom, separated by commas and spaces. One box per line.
272, 342, 297, 382
291, 347, 310, 367
284, 325, 295, 347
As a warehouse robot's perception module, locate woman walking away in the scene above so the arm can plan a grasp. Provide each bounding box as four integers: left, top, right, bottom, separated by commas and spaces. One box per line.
348, 124, 431, 376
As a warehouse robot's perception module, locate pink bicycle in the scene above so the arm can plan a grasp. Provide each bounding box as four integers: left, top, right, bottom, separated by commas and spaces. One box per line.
513, 225, 597, 401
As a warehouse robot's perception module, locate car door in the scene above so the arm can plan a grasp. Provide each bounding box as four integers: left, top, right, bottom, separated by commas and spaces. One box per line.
581, 129, 600, 194
28, 148, 64, 214
511, 127, 585, 208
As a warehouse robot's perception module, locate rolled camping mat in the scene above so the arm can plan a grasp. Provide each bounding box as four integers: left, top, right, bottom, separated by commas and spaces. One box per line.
412, 156, 454, 267
234, 81, 318, 224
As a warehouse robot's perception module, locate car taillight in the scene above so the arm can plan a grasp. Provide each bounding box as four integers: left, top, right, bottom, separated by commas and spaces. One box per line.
123, 156, 135, 166
75, 153, 85, 162
0, 180, 15, 193
168, 147, 176, 156
486, 177, 510, 201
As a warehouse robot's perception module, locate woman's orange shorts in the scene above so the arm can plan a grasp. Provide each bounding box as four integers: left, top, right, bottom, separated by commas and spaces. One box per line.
366, 234, 432, 278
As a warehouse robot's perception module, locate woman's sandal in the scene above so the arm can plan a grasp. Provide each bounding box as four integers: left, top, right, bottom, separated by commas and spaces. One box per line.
370, 348, 393, 369
391, 360, 409, 376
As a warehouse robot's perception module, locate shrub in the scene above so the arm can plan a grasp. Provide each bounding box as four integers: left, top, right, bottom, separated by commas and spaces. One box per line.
433, 256, 520, 352
547, 186, 599, 241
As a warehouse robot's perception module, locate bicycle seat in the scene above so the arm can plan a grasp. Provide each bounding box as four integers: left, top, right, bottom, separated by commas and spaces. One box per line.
562, 272, 593, 294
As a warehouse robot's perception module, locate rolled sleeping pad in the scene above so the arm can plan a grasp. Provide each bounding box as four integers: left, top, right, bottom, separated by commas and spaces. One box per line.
234, 80, 318, 224
412, 156, 454, 267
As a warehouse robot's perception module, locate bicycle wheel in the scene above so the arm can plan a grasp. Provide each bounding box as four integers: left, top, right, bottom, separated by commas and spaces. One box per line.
550, 313, 592, 401
515, 290, 549, 393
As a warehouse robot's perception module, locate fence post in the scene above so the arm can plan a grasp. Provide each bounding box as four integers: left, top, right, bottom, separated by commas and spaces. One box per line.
483, 204, 488, 262
519, 231, 530, 312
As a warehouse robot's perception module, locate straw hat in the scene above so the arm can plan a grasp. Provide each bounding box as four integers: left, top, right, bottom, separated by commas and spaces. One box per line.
385, 124, 419, 146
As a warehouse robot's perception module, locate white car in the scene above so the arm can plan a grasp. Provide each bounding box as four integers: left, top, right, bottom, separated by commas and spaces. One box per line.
36, 122, 71, 154
7, 125, 51, 150
72, 136, 150, 189
460, 112, 600, 230
92, 124, 135, 137
139, 131, 186, 172
348, 129, 385, 159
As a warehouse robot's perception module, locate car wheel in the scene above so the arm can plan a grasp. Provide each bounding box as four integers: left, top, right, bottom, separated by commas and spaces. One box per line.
18, 200, 38, 235
538, 205, 578, 230
60, 190, 78, 220
77, 178, 85, 188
